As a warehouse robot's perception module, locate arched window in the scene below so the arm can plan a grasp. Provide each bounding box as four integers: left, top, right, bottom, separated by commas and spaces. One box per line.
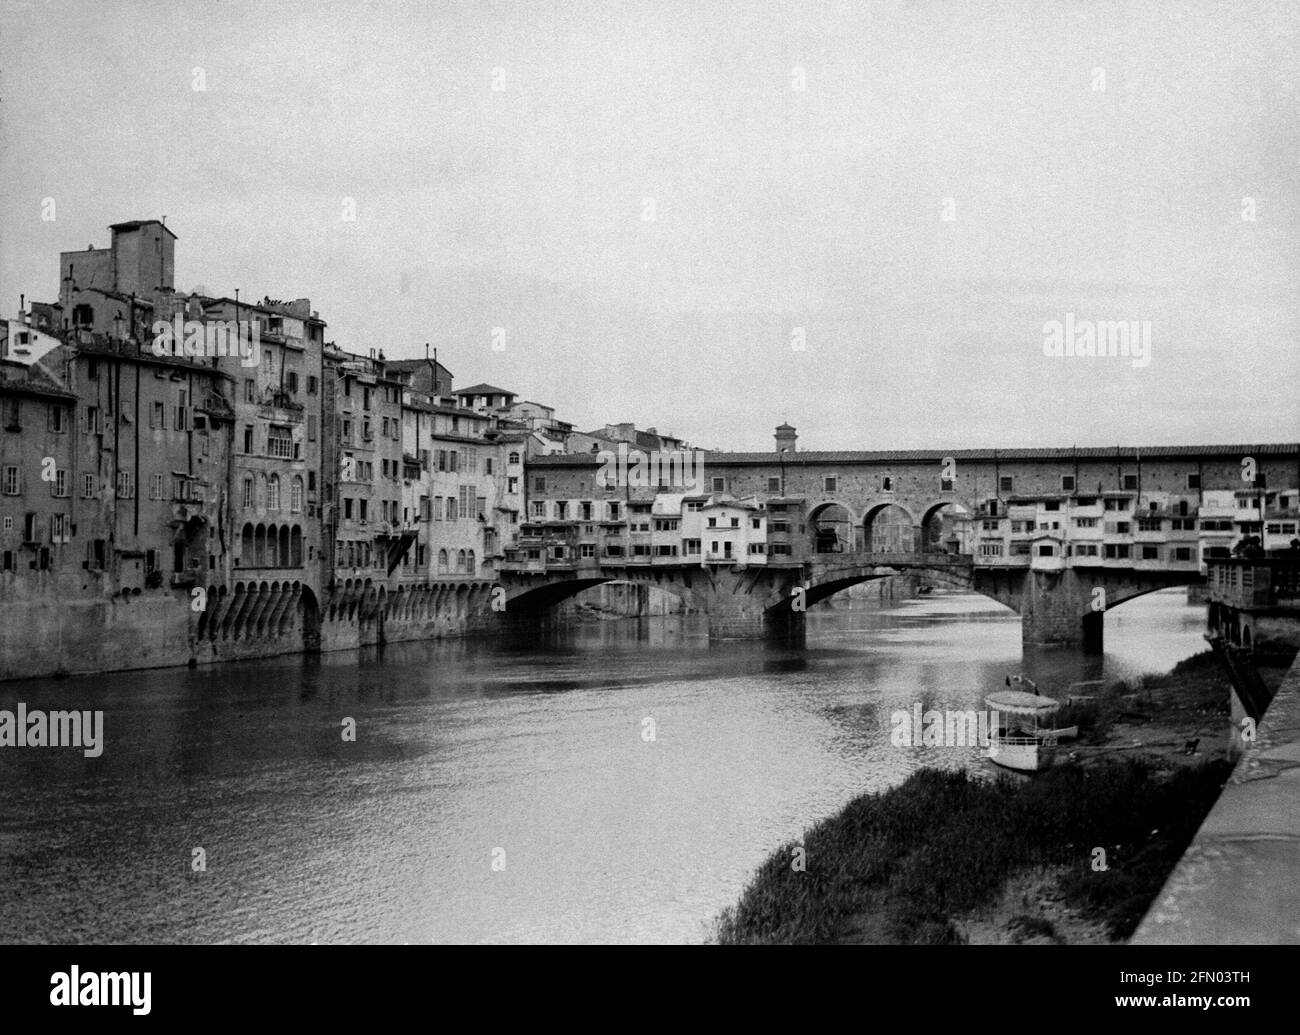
437, 549, 449, 574
267, 474, 281, 511
466, 549, 475, 575
242, 476, 254, 509
278, 525, 290, 567
241, 523, 253, 564
254, 524, 266, 566
290, 526, 303, 567
456, 549, 466, 572
508, 452, 520, 465
291, 476, 303, 513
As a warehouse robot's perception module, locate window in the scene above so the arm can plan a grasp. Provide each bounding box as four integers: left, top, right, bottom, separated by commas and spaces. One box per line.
172, 476, 188, 501
1103, 543, 1131, 559
343, 498, 353, 520
245, 379, 255, 403
1122, 474, 1138, 490
243, 426, 254, 453
48, 405, 66, 433
824, 476, 837, 492
1137, 518, 1161, 532
116, 472, 133, 498
1074, 517, 1097, 528
445, 497, 456, 521
711, 477, 725, 492
881, 476, 892, 491
359, 499, 368, 522
509, 452, 520, 465
1186, 473, 1200, 490
151, 401, 166, 429
1044, 501, 1060, 511
999, 476, 1013, 493
768, 477, 781, 492
941, 477, 953, 492
979, 543, 1004, 557
287, 372, 298, 394
268, 426, 293, 459
81, 473, 95, 498
2, 399, 19, 430
174, 390, 188, 431
707, 517, 717, 528
1037, 544, 1055, 557
308, 375, 318, 395
507, 477, 518, 494
1141, 545, 1159, 560
531, 501, 544, 518
1173, 547, 1193, 562
449, 451, 458, 472
150, 473, 165, 499
608, 502, 620, 520
752, 518, 761, 529
51, 470, 68, 498
6, 465, 25, 494
485, 458, 494, 475
267, 475, 281, 510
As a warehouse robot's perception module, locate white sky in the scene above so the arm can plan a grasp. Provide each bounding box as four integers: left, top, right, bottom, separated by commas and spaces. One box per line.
1, 0, 1297, 450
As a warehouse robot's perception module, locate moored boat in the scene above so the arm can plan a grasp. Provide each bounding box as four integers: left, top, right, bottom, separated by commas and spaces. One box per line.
984, 686, 1063, 772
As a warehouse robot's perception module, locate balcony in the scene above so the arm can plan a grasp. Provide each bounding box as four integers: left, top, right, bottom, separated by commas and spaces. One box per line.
1207, 558, 1300, 610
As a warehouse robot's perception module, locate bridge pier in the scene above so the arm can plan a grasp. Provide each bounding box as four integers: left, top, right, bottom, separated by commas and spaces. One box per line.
1019, 570, 1104, 652
706, 606, 806, 647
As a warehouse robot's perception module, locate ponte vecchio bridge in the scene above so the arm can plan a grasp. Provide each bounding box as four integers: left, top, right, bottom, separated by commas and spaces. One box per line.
496, 435, 1300, 651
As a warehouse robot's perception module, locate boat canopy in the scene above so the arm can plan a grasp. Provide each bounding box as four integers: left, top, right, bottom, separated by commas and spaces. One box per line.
985, 690, 1060, 715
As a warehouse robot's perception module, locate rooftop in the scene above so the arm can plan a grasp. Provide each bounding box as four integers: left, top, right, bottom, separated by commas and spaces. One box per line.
455, 382, 515, 396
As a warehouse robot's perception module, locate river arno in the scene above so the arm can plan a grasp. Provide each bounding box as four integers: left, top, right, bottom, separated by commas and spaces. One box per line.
0, 588, 1208, 944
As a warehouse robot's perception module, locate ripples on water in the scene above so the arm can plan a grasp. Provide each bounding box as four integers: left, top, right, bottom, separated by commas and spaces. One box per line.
0, 588, 1208, 944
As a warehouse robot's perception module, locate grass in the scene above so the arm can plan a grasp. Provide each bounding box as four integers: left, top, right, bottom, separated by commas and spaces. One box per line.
711, 758, 1232, 945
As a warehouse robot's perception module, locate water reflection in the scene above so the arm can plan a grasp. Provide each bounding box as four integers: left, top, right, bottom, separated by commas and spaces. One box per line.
0, 588, 1207, 944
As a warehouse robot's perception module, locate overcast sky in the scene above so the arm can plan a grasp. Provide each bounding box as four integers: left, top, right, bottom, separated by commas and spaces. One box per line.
2, 0, 1296, 450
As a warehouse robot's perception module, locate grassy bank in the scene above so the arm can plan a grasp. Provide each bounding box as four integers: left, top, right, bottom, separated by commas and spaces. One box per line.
712, 759, 1232, 945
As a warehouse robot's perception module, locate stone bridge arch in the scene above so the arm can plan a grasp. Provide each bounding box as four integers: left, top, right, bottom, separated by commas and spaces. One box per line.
502, 570, 700, 616
920, 500, 970, 553
807, 500, 857, 553
863, 501, 918, 554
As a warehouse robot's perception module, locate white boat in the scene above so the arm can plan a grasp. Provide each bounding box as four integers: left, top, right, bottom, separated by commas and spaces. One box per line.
985, 687, 1063, 772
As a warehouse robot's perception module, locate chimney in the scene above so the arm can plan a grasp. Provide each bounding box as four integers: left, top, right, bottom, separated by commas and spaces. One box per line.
775, 423, 798, 453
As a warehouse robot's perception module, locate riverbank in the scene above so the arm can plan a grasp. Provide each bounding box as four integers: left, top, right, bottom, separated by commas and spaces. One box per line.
712, 650, 1294, 945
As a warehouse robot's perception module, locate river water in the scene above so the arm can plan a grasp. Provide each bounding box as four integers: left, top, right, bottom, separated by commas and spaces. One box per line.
0, 588, 1208, 944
